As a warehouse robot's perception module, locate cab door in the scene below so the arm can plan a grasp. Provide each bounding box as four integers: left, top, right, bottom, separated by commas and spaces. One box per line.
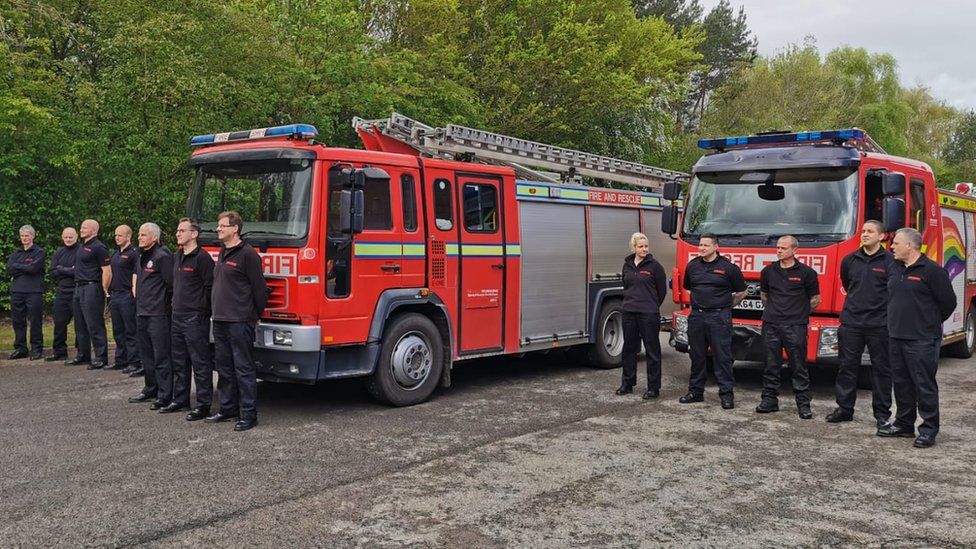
457, 174, 505, 353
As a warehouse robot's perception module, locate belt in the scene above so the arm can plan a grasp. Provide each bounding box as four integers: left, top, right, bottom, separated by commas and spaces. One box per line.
75, 280, 99, 286
692, 306, 730, 313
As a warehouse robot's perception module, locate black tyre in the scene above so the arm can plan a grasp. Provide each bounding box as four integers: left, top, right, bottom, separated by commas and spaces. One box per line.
585, 300, 625, 369
943, 306, 976, 359
367, 313, 445, 406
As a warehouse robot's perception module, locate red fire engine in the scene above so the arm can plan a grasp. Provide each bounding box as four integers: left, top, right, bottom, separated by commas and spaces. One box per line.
660, 129, 976, 376
186, 114, 683, 405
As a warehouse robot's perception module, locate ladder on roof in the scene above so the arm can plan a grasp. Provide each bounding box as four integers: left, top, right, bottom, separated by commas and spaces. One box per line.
352, 112, 687, 191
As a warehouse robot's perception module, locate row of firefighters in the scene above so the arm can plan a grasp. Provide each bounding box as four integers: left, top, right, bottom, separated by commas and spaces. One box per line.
6, 214, 266, 432
620, 222, 953, 449
5, 217, 957, 444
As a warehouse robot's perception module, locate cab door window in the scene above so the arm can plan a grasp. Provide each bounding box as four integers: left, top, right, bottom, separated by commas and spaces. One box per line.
433, 179, 454, 230
462, 183, 498, 232
909, 179, 926, 234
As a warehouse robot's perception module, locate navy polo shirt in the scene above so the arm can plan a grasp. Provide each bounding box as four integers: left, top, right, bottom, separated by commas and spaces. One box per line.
760, 260, 820, 325
683, 254, 747, 309
110, 245, 140, 296
75, 237, 110, 282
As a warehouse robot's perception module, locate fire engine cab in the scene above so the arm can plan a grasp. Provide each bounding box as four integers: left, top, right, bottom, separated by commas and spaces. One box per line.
661, 129, 976, 373
185, 115, 683, 405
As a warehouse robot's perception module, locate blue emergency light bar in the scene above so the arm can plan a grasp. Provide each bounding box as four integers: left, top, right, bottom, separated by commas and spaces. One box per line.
189, 124, 319, 147
697, 129, 866, 150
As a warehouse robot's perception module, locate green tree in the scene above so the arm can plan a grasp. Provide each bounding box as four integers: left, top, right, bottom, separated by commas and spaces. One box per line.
943, 110, 976, 185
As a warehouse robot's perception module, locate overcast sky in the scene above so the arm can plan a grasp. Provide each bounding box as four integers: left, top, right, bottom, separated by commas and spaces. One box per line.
702, 0, 975, 111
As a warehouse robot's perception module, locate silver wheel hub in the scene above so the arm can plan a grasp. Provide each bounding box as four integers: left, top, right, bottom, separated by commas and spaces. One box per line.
967, 314, 975, 350
391, 333, 432, 390
602, 311, 624, 357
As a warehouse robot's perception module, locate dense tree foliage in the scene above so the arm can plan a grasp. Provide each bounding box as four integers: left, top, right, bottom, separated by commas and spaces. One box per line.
0, 1, 972, 310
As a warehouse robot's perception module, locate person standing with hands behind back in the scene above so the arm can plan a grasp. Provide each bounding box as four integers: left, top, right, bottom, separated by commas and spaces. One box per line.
878, 228, 955, 448
756, 235, 821, 419
615, 232, 667, 400
207, 211, 267, 432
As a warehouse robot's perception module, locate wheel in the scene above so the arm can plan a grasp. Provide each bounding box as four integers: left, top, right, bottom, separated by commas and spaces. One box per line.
585, 300, 625, 369
943, 306, 976, 359
367, 313, 445, 406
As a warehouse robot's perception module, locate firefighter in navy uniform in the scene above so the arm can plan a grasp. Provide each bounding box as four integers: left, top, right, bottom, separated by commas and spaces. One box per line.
166, 218, 215, 420
756, 235, 821, 419
6, 225, 46, 360
127, 223, 174, 409
70, 219, 111, 368
679, 233, 747, 409
108, 225, 141, 373
207, 211, 267, 431
615, 232, 667, 400
47, 227, 79, 362
827, 220, 894, 427
877, 228, 955, 448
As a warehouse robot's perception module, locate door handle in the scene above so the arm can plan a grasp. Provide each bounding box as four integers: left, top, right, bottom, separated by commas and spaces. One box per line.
381, 264, 401, 272
491, 263, 504, 270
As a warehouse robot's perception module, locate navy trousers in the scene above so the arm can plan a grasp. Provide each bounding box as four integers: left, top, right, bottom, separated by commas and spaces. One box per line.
73, 284, 108, 362
11, 292, 43, 354
171, 313, 213, 409
761, 323, 811, 406
213, 321, 258, 422
137, 315, 171, 401
889, 337, 940, 437
687, 309, 735, 396
110, 293, 140, 365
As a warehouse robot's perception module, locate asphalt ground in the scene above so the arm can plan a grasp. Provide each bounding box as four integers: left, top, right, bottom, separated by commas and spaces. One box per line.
2, 338, 975, 548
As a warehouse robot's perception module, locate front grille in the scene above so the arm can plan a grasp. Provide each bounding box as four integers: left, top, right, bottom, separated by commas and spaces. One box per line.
265, 277, 287, 309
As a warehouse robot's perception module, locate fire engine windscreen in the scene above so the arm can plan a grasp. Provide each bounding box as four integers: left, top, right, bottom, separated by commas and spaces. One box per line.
682, 167, 858, 243
188, 158, 312, 244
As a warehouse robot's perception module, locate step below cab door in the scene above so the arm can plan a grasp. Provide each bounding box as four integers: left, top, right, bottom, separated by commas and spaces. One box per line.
457, 174, 505, 353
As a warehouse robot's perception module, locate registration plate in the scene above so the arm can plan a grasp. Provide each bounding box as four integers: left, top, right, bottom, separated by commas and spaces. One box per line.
735, 298, 764, 311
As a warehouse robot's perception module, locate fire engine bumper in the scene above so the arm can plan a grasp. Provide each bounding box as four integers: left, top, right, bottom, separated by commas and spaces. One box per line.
669, 311, 841, 364
252, 323, 381, 384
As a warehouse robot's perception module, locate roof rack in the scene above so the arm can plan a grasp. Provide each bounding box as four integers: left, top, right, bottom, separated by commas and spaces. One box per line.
353, 113, 687, 191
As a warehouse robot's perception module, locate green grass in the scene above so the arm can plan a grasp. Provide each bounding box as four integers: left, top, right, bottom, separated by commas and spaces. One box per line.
0, 317, 114, 352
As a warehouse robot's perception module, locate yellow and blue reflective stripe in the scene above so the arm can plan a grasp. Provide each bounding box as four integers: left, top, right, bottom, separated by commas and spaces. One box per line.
354, 242, 426, 259
442, 242, 521, 257
515, 180, 682, 208
515, 183, 550, 198
402, 243, 425, 258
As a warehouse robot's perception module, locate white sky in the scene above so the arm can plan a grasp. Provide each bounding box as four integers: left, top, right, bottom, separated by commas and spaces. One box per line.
702, 0, 975, 111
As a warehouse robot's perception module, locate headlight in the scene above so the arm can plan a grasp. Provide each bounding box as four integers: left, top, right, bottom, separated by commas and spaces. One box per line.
272, 329, 293, 346
818, 327, 838, 357
673, 314, 688, 344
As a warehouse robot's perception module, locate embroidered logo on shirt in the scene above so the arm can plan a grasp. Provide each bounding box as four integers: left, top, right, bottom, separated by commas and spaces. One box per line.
146, 260, 154, 269
226, 261, 238, 267
907, 275, 922, 281
639, 270, 651, 275
713, 269, 725, 274
788, 276, 802, 282
84, 247, 92, 252
872, 268, 886, 273
183, 267, 195, 272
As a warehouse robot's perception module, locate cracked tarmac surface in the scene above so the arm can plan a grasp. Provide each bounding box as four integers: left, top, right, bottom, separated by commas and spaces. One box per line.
2, 336, 975, 547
